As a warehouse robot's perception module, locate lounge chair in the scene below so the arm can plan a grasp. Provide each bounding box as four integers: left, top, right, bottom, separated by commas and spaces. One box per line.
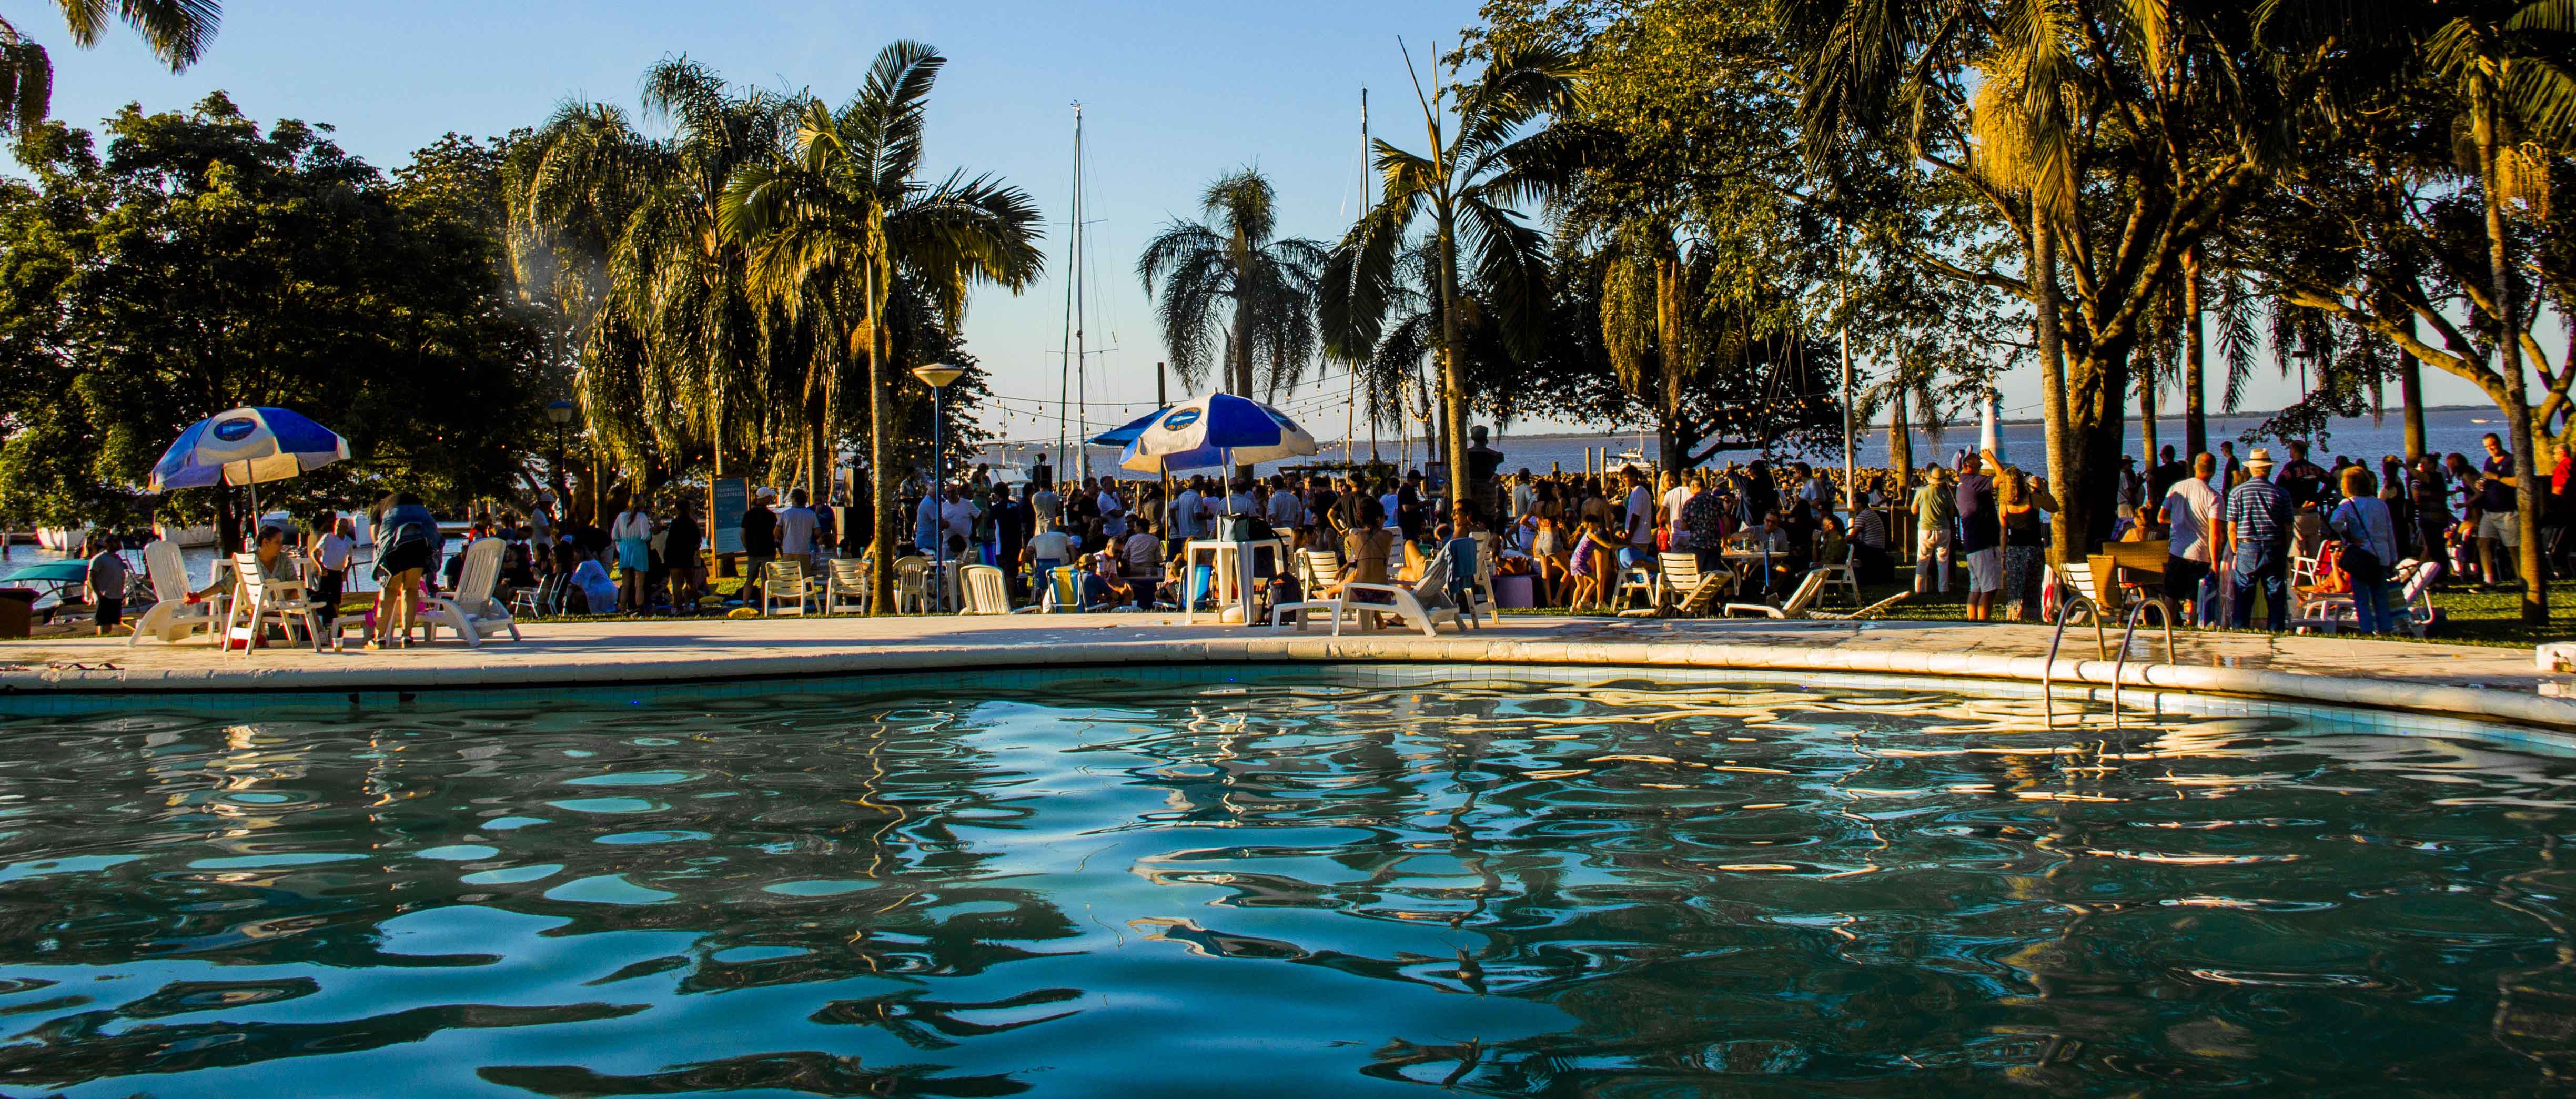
957, 563, 1012, 614
823, 557, 869, 614
1722, 567, 1911, 620
128, 539, 216, 646
1655, 551, 1734, 618
421, 537, 522, 647
761, 558, 820, 617
223, 551, 325, 656
1335, 551, 1471, 637
2298, 557, 2443, 637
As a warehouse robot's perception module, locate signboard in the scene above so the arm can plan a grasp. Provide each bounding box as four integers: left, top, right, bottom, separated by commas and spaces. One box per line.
710, 478, 749, 556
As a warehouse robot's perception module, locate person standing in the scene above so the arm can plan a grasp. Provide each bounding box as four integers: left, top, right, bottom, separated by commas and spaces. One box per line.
2221, 447, 2290, 631
370, 493, 438, 649
1913, 467, 1955, 594
993, 485, 1032, 598
2161, 453, 2220, 625
2476, 432, 2520, 587
313, 518, 355, 623
2329, 466, 2400, 634
775, 488, 819, 571
665, 495, 703, 611
1955, 452, 2000, 620
611, 496, 653, 613
1995, 467, 2055, 622
83, 537, 128, 636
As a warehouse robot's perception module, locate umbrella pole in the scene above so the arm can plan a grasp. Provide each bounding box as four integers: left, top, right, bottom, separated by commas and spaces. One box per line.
245, 480, 259, 551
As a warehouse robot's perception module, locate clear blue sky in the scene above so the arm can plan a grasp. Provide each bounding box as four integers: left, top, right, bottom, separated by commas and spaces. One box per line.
19, 0, 2461, 444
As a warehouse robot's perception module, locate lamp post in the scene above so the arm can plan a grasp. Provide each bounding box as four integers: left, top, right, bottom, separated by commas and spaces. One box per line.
544, 400, 574, 528
911, 363, 965, 612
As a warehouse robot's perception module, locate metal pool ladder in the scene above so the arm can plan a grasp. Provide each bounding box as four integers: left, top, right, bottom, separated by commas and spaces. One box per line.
2043, 562, 2178, 733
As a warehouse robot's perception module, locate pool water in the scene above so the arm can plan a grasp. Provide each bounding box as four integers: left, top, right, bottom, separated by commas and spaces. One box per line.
2, 669, 2572, 1095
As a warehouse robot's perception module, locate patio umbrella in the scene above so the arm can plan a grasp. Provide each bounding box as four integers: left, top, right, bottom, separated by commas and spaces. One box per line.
147, 407, 351, 537
1119, 393, 1317, 473
1088, 406, 1171, 448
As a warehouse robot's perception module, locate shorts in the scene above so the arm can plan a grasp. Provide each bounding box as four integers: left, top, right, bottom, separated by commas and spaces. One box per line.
378, 540, 433, 577
1965, 549, 2002, 593
2478, 511, 2521, 545
94, 597, 122, 629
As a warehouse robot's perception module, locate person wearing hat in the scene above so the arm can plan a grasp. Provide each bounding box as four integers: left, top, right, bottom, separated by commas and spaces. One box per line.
2220, 446, 2290, 631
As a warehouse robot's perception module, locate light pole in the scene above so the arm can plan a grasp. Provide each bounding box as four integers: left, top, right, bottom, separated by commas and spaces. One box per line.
544, 400, 574, 528
912, 363, 965, 612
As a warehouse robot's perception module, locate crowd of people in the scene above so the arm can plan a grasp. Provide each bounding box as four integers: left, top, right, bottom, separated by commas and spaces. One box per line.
80, 425, 2561, 640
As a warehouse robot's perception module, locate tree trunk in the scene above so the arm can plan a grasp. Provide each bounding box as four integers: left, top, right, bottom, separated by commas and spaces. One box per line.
865, 249, 898, 615
1437, 208, 1469, 515
2471, 82, 2546, 624
1655, 248, 1686, 472
2183, 247, 2207, 458
1229, 279, 1255, 482
2139, 366, 2160, 466
2032, 207, 2076, 563
1889, 386, 1914, 552
2399, 314, 2427, 463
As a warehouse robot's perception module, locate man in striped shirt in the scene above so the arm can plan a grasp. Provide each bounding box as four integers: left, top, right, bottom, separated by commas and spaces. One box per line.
2220, 447, 2289, 631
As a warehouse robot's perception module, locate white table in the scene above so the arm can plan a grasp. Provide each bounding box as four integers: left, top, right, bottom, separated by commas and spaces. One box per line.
1182, 538, 1284, 624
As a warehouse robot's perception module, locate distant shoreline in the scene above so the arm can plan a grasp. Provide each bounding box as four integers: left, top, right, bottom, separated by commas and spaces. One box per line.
1468, 405, 2503, 445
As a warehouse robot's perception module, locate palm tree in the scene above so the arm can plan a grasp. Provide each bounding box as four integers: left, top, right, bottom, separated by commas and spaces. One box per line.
511, 57, 796, 497
1136, 167, 1329, 417
2418, 0, 2576, 624
1332, 43, 1581, 507
721, 41, 1043, 613
0, 0, 219, 139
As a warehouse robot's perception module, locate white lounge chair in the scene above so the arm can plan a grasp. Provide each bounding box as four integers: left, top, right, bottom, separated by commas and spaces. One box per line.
761, 558, 820, 617
421, 537, 522, 647
1722, 567, 1910, 620
1816, 545, 1862, 606
127, 539, 216, 646
957, 563, 1012, 614
1271, 549, 1351, 630
1655, 551, 1734, 618
1336, 551, 1472, 637
223, 551, 325, 656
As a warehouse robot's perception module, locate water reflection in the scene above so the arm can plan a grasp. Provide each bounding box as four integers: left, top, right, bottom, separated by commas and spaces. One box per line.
0, 672, 2569, 1094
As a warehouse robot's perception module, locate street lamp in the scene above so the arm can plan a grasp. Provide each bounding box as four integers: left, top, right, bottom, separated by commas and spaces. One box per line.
544, 400, 575, 527
911, 364, 964, 612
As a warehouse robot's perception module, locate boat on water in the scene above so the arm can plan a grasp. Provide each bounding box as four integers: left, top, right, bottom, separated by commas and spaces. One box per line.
153, 522, 219, 548
34, 527, 86, 552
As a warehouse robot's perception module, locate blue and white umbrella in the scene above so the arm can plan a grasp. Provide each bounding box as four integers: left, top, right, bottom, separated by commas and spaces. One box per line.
1120, 392, 1318, 473
148, 407, 351, 491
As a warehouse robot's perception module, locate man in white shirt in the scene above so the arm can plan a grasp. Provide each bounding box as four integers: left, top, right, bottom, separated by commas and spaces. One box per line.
1225, 477, 1257, 516
1661, 474, 1696, 533
775, 488, 819, 567
1511, 469, 1536, 523
937, 487, 978, 556
1266, 477, 1304, 529
1098, 483, 1128, 538
1173, 480, 1203, 540
1032, 483, 1061, 530
1622, 469, 1653, 549
2161, 451, 2220, 624
1380, 481, 1402, 531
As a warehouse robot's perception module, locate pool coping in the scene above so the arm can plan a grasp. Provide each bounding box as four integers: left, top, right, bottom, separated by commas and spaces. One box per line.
9, 629, 2576, 733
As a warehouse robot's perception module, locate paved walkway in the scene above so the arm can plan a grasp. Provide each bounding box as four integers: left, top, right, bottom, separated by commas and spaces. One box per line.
4, 613, 2569, 727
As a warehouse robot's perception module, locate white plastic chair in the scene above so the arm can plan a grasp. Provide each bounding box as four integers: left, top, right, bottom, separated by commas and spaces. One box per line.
1816, 545, 1863, 606
823, 557, 868, 614
224, 552, 322, 657
957, 563, 1012, 614
420, 538, 521, 647
893, 556, 931, 614
762, 558, 820, 617
1335, 551, 1471, 637
127, 539, 215, 646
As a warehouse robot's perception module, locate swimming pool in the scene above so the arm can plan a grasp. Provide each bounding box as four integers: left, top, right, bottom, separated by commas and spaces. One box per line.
1, 665, 2569, 1094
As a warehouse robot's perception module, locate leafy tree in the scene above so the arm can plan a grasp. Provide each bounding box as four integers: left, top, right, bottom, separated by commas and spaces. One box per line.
1136, 167, 1328, 416
0, 0, 219, 139
0, 94, 551, 543
721, 41, 1043, 611
1330, 42, 1582, 500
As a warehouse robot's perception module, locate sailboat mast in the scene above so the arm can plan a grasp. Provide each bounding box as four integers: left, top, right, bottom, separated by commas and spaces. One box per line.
1347, 86, 1365, 466
1057, 104, 1077, 480
1073, 103, 1090, 482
